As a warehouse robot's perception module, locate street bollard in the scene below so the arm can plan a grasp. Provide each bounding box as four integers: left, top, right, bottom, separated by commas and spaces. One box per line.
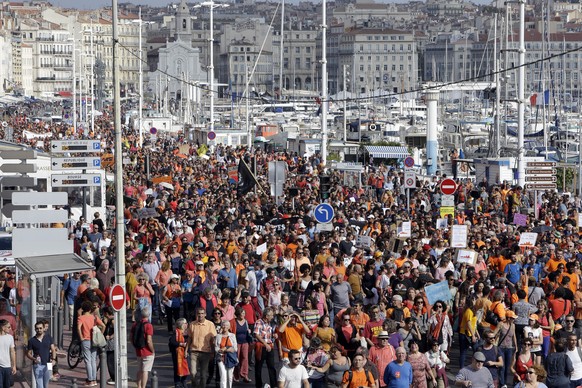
152, 370, 158, 388
72, 378, 78, 388
57, 307, 64, 349
100, 350, 107, 387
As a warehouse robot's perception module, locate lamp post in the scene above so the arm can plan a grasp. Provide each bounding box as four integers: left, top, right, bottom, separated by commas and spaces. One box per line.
132, 8, 154, 147
195, 1, 229, 138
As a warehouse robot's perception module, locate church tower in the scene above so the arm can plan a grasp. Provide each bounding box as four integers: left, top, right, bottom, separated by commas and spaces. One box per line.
175, 0, 192, 41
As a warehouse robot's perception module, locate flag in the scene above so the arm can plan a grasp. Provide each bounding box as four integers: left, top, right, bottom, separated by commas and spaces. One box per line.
237, 157, 257, 197
530, 90, 550, 106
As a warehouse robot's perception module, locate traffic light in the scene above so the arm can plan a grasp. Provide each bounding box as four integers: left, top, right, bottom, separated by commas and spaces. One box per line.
320, 175, 331, 200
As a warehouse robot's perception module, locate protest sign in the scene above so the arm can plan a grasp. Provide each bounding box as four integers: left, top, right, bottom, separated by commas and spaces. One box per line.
424, 281, 453, 306
513, 213, 527, 226
457, 249, 477, 265
451, 225, 468, 248
518, 232, 538, 247
397, 221, 411, 238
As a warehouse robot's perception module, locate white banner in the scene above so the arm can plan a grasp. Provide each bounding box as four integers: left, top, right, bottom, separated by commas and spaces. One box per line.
451, 225, 468, 248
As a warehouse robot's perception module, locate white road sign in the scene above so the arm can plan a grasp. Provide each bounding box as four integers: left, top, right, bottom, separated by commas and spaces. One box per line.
51, 174, 102, 187
51, 157, 102, 170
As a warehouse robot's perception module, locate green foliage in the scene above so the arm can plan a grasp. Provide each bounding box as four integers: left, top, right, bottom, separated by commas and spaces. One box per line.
327, 152, 341, 162
556, 167, 575, 191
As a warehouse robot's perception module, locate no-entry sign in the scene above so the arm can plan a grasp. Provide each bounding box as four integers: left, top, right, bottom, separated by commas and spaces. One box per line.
109, 284, 126, 312
440, 178, 457, 195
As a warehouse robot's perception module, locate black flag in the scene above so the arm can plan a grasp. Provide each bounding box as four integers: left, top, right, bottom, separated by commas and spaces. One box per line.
237, 157, 256, 197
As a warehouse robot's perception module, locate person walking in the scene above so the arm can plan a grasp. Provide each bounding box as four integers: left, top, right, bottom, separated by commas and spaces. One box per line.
27, 321, 57, 388
254, 307, 277, 388
187, 307, 217, 388
169, 318, 189, 388
163, 274, 183, 333
231, 307, 252, 383
278, 349, 309, 388
131, 307, 155, 388
383, 347, 412, 388
455, 352, 494, 388
216, 320, 238, 388
77, 301, 105, 387
0, 319, 16, 388
102, 307, 116, 385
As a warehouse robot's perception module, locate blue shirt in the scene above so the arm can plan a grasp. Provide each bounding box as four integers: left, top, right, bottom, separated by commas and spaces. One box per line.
62, 277, 82, 305
384, 361, 413, 388
504, 262, 522, 284
218, 267, 238, 289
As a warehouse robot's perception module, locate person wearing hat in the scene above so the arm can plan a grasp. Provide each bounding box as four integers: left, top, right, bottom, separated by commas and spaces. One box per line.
368, 331, 396, 387
475, 328, 503, 387
163, 274, 183, 333
524, 314, 543, 366
455, 351, 495, 388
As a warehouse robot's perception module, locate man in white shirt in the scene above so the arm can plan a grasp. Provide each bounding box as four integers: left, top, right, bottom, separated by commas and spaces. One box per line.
278, 349, 308, 388
0, 319, 16, 387
566, 333, 582, 387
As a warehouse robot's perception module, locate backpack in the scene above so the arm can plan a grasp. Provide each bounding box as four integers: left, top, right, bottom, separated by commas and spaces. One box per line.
132, 321, 147, 349
346, 369, 373, 388
171, 256, 183, 275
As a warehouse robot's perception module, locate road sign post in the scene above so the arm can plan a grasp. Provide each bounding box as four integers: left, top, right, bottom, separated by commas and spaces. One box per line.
50, 140, 102, 153
51, 174, 101, 187
51, 157, 102, 170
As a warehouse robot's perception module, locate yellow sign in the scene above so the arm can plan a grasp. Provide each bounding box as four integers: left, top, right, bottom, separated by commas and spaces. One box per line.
440, 206, 455, 218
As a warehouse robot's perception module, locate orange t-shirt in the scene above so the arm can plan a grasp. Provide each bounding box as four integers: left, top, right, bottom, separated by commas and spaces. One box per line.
280, 324, 305, 358
78, 314, 104, 341
342, 369, 375, 388
545, 258, 566, 273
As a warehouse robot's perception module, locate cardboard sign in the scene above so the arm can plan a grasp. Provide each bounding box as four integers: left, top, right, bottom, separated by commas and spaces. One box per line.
457, 249, 478, 265
256, 242, 267, 255
440, 206, 455, 218
356, 235, 372, 249
137, 207, 159, 219
518, 232, 538, 247
397, 221, 411, 238
152, 175, 173, 184
577, 213, 582, 229
436, 218, 448, 230
451, 225, 468, 248
513, 213, 527, 226
424, 281, 453, 306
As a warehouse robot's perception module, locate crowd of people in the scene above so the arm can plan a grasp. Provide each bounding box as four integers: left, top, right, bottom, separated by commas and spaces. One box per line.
2, 101, 582, 388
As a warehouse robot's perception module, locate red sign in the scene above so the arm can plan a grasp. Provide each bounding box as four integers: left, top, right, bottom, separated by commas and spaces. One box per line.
109, 284, 126, 312
440, 178, 457, 195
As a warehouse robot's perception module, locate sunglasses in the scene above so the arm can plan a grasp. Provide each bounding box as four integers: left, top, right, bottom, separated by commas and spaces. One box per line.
487, 337, 495, 340
527, 371, 535, 375
292, 358, 301, 361
524, 343, 532, 346
567, 320, 575, 323
435, 305, 443, 308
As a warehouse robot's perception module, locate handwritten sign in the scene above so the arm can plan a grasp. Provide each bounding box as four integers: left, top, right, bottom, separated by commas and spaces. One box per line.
451, 225, 468, 248
424, 281, 453, 306
457, 249, 477, 265
519, 232, 538, 247
513, 213, 527, 226
256, 242, 267, 255
397, 221, 411, 238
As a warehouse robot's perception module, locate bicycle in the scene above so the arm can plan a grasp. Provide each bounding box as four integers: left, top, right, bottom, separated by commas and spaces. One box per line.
67, 338, 82, 369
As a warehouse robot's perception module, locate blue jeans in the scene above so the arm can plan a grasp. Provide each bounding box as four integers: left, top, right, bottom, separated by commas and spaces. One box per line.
81, 339, 98, 381
459, 333, 477, 369
542, 336, 550, 359
33, 364, 50, 388
0, 366, 12, 388
499, 347, 515, 386
571, 378, 582, 388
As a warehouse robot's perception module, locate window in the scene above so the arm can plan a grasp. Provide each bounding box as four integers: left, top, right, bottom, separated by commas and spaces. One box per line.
295, 47, 300, 54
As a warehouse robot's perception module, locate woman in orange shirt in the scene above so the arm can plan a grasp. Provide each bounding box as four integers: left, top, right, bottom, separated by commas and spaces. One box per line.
77, 301, 105, 387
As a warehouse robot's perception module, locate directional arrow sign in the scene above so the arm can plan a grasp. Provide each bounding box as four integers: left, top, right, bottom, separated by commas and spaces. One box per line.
1, 203, 29, 218
526, 161, 556, 168
51, 157, 102, 170
0, 164, 37, 173
50, 140, 102, 153
51, 174, 101, 187
0, 150, 37, 159
314, 203, 335, 224
12, 192, 68, 206
525, 176, 557, 182
525, 169, 555, 175
1, 177, 37, 187
12, 209, 68, 224
525, 183, 557, 190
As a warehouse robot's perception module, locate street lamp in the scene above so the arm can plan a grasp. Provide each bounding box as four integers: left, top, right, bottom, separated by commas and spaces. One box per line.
132, 7, 155, 147
195, 1, 229, 138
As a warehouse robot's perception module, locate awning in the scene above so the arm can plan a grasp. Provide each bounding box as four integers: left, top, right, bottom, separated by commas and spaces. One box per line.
16, 253, 94, 278
365, 146, 409, 159
57, 91, 72, 97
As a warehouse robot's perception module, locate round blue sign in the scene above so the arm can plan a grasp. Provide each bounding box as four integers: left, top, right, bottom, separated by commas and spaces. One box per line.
150, 127, 157, 135
314, 203, 335, 224
208, 131, 216, 140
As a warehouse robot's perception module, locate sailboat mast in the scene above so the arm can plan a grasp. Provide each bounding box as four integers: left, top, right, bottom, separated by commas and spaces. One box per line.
517, 0, 526, 187
494, 14, 501, 154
